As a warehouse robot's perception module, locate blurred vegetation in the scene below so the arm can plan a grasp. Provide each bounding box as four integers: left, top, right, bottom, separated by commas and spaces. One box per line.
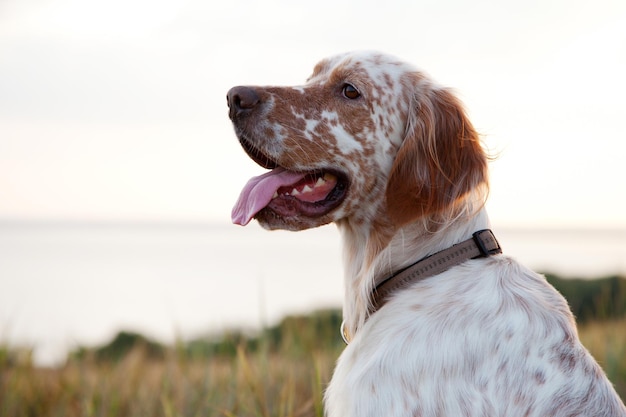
64, 309, 345, 365
546, 274, 626, 322
69, 331, 166, 363
0, 310, 344, 417
0, 274, 624, 417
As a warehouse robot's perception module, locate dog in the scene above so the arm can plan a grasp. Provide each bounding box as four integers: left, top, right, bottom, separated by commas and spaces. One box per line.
227, 51, 626, 417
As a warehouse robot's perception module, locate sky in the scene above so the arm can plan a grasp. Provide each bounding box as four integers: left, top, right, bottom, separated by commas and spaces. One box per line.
1, 0, 625, 228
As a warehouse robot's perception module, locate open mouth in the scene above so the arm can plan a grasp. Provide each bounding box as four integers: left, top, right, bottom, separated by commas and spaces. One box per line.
232, 138, 348, 225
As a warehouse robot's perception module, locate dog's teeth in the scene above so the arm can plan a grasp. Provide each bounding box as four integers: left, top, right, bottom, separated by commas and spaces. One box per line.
315, 177, 326, 187
272, 192, 278, 199
302, 185, 313, 193
323, 173, 336, 181
291, 188, 301, 196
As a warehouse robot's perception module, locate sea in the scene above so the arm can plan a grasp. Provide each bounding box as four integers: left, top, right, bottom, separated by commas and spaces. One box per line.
1, 221, 625, 366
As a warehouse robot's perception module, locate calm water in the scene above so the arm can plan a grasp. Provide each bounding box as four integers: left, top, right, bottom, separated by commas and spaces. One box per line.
1, 221, 625, 366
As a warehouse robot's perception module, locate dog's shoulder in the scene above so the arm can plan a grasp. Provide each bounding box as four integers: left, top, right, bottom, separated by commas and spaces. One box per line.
326, 257, 626, 417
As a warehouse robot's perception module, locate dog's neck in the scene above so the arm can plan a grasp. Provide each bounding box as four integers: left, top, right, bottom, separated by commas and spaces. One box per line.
336, 207, 491, 338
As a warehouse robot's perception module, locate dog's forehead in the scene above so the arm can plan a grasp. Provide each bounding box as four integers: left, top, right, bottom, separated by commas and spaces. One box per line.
307, 52, 414, 86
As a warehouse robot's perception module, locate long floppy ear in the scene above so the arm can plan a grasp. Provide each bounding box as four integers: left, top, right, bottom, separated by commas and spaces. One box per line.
385, 86, 488, 227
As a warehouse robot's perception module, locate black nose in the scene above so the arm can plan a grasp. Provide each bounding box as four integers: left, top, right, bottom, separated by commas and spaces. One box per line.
227, 86, 260, 120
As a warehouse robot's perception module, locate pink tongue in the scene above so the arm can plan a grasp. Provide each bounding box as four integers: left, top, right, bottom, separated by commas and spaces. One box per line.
232, 167, 306, 225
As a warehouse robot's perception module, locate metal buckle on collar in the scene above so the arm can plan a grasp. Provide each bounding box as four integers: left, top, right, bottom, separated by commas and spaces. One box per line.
472, 229, 502, 258
340, 320, 350, 344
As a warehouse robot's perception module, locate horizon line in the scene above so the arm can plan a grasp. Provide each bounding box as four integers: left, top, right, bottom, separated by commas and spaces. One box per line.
1, 217, 625, 234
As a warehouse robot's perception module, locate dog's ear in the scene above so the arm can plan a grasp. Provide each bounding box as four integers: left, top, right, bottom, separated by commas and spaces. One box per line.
385, 86, 488, 227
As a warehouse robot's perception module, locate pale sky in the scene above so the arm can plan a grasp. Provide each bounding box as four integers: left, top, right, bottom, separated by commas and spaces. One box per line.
1, 0, 625, 228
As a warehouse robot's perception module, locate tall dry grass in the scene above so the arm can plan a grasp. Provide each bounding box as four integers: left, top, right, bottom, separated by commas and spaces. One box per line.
578, 318, 626, 397
0, 340, 340, 417
1, 319, 624, 417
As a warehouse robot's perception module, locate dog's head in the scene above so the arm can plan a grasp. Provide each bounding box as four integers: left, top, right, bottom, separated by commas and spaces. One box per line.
228, 51, 487, 231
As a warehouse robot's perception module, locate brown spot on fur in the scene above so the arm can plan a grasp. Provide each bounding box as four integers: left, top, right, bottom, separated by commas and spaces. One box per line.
534, 369, 547, 385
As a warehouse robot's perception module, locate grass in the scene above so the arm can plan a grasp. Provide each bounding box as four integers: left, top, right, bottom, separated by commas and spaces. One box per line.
578, 318, 626, 397
0, 336, 341, 417
1, 317, 624, 417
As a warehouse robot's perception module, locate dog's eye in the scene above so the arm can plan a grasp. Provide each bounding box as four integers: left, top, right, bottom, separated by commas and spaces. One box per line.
342, 83, 361, 100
